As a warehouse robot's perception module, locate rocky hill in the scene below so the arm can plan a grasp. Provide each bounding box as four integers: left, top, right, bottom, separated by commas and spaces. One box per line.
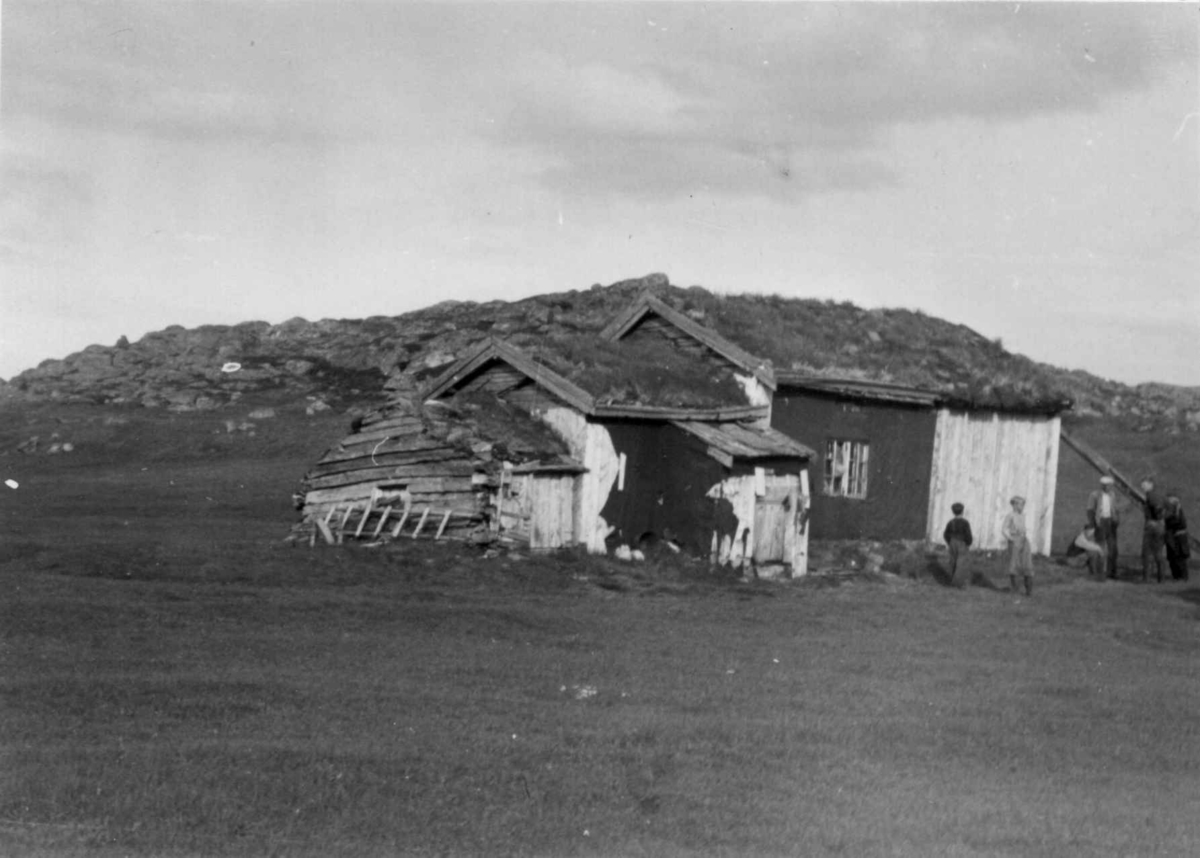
2, 274, 1197, 432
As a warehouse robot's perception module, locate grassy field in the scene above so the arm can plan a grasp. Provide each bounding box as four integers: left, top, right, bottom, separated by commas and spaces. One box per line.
1, 399, 1198, 857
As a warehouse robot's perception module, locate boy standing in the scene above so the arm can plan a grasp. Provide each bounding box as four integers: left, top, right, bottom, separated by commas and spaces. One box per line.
1003, 496, 1034, 596
943, 502, 974, 588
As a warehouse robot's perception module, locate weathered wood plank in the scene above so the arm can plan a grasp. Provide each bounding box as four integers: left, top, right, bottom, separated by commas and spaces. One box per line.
406, 476, 475, 494
391, 507, 412, 538
411, 508, 431, 538
354, 498, 375, 538
338, 424, 431, 447
313, 519, 334, 545
371, 506, 393, 539
357, 415, 425, 431
308, 455, 475, 480
304, 485, 377, 507
323, 436, 451, 461
307, 467, 478, 492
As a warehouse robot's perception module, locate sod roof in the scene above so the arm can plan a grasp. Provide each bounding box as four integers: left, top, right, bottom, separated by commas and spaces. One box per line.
400, 273, 1072, 413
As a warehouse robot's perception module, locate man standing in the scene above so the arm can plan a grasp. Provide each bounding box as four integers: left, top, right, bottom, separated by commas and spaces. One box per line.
1164, 493, 1190, 582
1140, 476, 1168, 583
1087, 475, 1121, 579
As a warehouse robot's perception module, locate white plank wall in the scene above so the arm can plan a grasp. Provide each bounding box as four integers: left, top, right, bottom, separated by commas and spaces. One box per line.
925, 410, 1061, 554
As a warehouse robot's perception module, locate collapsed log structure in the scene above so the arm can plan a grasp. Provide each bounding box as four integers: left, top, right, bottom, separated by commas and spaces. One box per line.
298, 392, 582, 546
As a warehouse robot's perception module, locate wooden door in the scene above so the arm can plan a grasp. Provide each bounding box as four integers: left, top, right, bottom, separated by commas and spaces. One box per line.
753, 480, 796, 564
529, 474, 577, 550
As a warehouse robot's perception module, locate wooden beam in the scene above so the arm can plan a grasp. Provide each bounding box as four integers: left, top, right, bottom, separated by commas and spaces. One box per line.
1060, 429, 1144, 505
315, 519, 336, 545
307, 455, 473, 482
391, 506, 412, 538
353, 497, 375, 538
593, 402, 769, 421
411, 508, 432, 539
371, 506, 393, 539
435, 510, 453, 540
306, 464, 475, 492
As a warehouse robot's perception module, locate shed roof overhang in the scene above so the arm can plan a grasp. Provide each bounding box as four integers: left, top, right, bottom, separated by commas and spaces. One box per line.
672, 420, 815, 464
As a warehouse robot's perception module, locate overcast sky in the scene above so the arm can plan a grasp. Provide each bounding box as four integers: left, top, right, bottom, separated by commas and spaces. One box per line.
2, 2, 1197, 385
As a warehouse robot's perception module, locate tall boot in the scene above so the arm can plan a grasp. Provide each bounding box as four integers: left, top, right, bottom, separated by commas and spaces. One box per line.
1024, 575, 1033, 597
1010, 574, 1019, 594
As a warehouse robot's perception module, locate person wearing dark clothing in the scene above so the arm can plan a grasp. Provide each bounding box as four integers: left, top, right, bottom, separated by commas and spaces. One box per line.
1165, 494, 1190, 582
1140, 477, 1168, 583
1087, 475, 1121, 578
943, 502, 974, 588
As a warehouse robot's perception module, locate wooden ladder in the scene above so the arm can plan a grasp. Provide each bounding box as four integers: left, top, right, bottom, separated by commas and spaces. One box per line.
312, 499, 469, 545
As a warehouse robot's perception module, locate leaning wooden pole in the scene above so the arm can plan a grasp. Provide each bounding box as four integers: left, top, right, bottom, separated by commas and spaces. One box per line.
1060, 427, 1200, 553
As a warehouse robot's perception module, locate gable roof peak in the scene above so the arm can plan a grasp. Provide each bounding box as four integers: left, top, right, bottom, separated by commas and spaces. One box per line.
600, 291, 775, 389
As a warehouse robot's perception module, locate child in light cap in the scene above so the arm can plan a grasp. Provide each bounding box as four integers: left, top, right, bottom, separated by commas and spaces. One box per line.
1002, 496, 1033, 595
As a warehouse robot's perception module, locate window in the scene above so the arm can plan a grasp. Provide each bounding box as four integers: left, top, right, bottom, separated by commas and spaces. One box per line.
824, 439, 869, 498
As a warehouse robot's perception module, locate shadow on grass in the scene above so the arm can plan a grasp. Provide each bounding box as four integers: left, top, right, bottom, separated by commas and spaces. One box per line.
968, 569, 1005, 591
1166, 587, 1200, 607
926, 557, 954, 588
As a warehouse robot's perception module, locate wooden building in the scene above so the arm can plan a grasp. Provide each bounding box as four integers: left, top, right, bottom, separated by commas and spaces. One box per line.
771, 375, 1065, 554
298, 284, 1066, 561
424, 338, 815, 574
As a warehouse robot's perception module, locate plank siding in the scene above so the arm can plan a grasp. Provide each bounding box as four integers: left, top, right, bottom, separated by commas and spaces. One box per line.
926, 410, 1060, 553
529, 474, 577, 549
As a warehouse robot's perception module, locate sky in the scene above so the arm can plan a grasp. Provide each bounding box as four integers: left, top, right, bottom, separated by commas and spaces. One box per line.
2, 1, 1197, 386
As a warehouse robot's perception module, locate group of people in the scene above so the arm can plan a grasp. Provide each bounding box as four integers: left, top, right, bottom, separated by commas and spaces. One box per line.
940, 474, 1191, 595
1071, 474, 1190, 583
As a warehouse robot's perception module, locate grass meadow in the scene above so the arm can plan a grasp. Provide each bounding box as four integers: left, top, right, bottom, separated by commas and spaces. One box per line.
1, 400, 1198, 856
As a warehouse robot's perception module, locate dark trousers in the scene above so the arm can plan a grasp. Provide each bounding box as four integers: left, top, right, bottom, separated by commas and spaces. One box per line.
947, 539, 968, 587
1095, 519, 1118, 577
1143, 524, 1167, 582
1166, 534, 1190, 581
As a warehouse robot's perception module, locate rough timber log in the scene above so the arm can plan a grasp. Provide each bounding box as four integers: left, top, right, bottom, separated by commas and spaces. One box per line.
338, 423, 439, 447
304, 463, 477, 489
357, 414, 425, 431
316, 444, 462, 468
307, 456, 476, 481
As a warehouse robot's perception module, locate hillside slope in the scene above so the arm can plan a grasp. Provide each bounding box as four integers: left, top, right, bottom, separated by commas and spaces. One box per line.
3, 274, 1197, 432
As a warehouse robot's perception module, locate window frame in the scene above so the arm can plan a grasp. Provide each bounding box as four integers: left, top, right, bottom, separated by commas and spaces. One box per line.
823, 438, 870, 499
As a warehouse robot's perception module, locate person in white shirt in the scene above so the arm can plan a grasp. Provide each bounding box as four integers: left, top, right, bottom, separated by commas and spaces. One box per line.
1086, 475, 1121, 579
